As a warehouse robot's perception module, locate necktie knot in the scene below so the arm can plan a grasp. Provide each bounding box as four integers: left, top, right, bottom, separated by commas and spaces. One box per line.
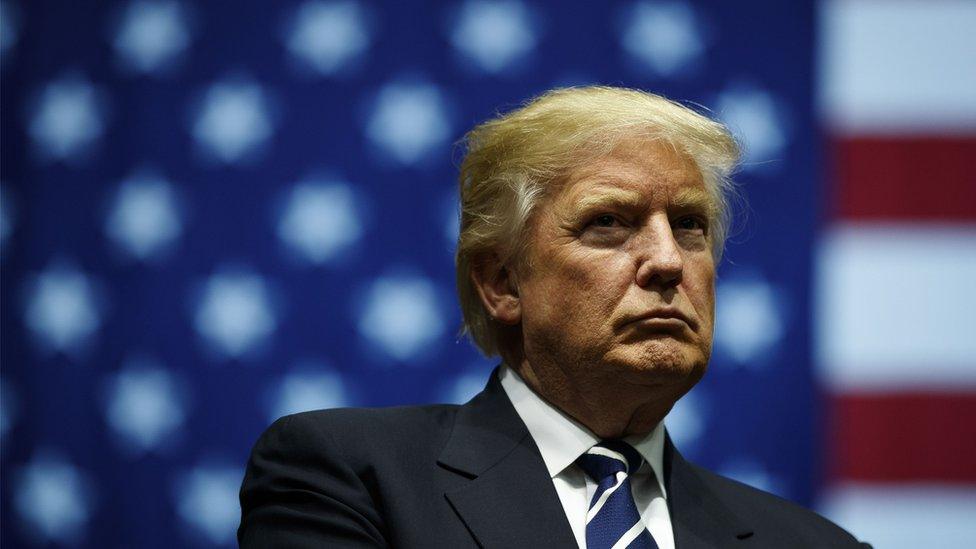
578, 440, 644, 482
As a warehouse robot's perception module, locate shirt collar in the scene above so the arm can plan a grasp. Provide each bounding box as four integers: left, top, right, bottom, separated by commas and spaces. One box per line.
499, 365, 668, 498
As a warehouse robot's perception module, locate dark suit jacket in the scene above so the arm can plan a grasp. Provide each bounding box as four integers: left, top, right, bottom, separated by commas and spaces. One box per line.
239, 370, 869, 548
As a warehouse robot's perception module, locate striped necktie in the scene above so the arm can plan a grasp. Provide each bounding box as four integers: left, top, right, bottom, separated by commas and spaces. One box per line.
577, 440, 659, 549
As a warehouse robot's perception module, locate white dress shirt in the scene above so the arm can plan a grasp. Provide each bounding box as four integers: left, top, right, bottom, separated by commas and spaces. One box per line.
499, 365, 675, 549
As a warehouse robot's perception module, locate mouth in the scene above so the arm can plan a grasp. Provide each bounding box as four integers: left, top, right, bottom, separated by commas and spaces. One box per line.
620, 309, 698, 333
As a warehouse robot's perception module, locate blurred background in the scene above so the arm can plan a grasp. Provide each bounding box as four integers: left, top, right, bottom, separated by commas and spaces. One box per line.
1, 0, 973, 547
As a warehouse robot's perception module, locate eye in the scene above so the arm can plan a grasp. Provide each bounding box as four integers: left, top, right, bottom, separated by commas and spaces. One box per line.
591, 214, 619, 228
674, 216, 707, 232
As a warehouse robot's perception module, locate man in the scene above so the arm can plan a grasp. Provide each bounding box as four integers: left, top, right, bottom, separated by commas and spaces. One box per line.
239, 86, 869, 548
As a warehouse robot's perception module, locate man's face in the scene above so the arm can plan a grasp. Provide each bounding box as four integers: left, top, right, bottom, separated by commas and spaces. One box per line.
516, 138, 716, 397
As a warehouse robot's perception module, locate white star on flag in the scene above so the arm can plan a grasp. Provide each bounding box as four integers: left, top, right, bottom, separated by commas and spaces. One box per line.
24, 263, 101, 355
277, 180, 362, 264
105, 170, 182, 261
286, 0, 370, 75
450, 0, 537, 74
664, 389, 707, 449
720, 458, 786, 497
175, 465, 242, 545
365, 81, 450, 165
441, 364, 495, 404
620, 1, 704, 77
358, 274, 445, 361
14, 454, 93, 544
29, 77, 105, 162
716, 84, 789, 171
715, 275, 786, 366
268, 366, 348, 421
113, 0, 190, 73
192, 79, 274, 164
194, 270, 277, 358
104, 358, 185, 453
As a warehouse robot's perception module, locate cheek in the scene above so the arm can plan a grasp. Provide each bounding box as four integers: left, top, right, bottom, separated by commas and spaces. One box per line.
560, 250, 633, 302
523, 252, 630, 324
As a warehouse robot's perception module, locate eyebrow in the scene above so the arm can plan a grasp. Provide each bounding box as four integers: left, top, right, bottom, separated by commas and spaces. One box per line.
571, 186, 716, 217
573, 187, 645, 214
671, 188, 717, 216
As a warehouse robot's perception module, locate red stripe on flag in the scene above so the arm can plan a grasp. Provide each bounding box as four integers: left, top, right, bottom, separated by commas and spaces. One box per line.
828, 392, 976, 483
830, 136, 976, 221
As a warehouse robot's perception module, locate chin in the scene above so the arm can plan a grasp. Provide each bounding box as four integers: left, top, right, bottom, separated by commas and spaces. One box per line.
613, 341, 708, 381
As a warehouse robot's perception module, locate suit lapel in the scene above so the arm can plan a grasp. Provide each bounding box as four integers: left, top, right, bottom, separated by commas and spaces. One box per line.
438, 369, 577, 548
665, 435, 754, 548
436, 370, 756, 548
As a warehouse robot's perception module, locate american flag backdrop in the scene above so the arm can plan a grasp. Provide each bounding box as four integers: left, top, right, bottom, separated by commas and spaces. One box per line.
0, 1, 972, 547
815, 1, 976, 546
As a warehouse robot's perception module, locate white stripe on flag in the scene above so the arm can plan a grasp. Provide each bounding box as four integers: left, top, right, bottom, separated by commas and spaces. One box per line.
819, 483, 976, 549
815, 224, 976, 391
818, 0, 976, 133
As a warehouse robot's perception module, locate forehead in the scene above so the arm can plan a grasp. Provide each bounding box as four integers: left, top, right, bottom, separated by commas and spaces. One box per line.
555, 138, 708, 207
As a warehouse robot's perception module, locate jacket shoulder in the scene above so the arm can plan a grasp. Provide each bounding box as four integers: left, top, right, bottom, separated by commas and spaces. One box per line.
239, 403, 462, 548
257, 403, 460, 460
688, 463, 869, 548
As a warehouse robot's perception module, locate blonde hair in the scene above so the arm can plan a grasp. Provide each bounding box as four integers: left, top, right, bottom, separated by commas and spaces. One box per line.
455, 86, 740, 357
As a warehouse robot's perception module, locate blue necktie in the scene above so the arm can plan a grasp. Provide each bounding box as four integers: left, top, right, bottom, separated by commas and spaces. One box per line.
577, 441, 659, 549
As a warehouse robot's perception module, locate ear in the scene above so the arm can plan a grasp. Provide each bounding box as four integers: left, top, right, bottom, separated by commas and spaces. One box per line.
470, 257, 522, 325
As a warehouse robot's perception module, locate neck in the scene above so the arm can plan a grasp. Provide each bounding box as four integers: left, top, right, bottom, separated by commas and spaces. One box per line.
512, 359, 679, 439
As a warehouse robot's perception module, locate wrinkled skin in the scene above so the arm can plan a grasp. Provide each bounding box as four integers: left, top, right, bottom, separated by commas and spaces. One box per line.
476, 138, 717, 438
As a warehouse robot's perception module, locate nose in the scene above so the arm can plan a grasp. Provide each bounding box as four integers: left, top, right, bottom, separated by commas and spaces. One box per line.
634, 217, 683, 288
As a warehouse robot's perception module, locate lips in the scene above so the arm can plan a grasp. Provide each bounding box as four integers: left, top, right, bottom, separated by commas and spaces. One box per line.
621, 308, 697, 331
